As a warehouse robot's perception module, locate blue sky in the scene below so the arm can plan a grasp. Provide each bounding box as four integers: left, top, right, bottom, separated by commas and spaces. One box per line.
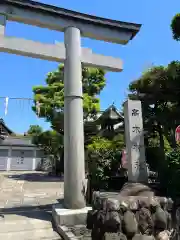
0, 0, 179, 133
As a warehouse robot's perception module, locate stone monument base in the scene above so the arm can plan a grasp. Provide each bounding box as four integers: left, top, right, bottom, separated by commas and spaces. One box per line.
88, 190, 174, 240
119, 182, 155, 197
92, 190, 170, 210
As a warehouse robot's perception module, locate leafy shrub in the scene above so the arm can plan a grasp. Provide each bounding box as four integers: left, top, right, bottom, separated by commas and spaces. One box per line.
87, 136, 123, 190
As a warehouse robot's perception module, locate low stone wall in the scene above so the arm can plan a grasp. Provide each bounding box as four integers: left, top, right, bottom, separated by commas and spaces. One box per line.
86, 191, 175, 240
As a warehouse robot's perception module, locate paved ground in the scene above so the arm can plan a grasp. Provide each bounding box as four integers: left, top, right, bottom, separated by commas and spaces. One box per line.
0, 171, 64, 212
0, 211, 61, 239
0, 171, 63, 239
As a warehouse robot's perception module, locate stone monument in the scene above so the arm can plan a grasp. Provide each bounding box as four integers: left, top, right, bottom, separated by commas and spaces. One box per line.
120, 99, 153, 197
124, 99, 148, 183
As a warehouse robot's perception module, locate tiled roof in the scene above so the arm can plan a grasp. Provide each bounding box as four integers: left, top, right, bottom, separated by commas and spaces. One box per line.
0, 119, 14, 134
0, 136, 35, 147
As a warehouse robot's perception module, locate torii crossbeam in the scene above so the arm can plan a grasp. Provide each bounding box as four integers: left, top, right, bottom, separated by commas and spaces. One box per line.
0, 0, 141, 211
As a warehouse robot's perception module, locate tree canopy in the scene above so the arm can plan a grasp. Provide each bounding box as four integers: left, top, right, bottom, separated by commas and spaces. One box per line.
32, 65, 106, 133
128, 61, 180, 148
171, 14, 180, 41
27, 124, 62, 155
128, 61, 180, 196
27, 125, 43, 136
31, 65, 126, 184
32, 130, 63, 157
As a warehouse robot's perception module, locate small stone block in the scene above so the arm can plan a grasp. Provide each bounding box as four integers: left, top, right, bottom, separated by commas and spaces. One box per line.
105, 232, 121, 240
56, 225, 78, 240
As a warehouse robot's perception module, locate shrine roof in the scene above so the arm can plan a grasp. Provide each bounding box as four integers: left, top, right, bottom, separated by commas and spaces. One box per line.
97, 105, 124, 121
0, 136, 35, 147
0, 118, 14, 135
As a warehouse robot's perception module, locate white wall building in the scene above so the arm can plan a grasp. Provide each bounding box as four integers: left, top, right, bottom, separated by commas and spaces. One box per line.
0, 119, 45, 171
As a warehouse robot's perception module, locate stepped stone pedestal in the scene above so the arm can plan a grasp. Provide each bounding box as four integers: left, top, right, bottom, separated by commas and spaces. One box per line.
88, 191, 173, 240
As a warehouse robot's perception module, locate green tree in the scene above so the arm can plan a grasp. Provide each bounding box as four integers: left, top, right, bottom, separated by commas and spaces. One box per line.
32, 130, 64, 173
171, 14, 180, 41
27, 125, 43, 136
128, 66, 171, 150
32, 65, 106, 133
87, 135, 124, 190
32, 130, 63, 156
128, 63, 180, 149
165, 147, 180, 197
32, 65, 107, 175
127, 62, 180, 196
27, 125, 63, 162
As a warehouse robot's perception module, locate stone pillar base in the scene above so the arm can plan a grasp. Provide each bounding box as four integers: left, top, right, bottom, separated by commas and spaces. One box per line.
52, 204, 92, 226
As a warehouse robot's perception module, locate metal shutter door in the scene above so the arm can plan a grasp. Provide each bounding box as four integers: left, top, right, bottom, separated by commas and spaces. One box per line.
10, 150, 33, 170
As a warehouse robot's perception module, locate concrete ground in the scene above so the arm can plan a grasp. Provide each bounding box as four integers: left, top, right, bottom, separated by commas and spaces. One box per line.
0, 171, 64, 211
0, 171, 64, 239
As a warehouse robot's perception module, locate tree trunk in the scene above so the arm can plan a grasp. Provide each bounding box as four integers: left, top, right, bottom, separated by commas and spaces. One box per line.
144, 136, 149, 148
159, 134, 165, 155
170, 127, 176, 148
157, 123, 168, 195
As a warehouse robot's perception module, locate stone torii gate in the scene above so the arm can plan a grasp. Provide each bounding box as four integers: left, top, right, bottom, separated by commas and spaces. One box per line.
0, 0, 141, 211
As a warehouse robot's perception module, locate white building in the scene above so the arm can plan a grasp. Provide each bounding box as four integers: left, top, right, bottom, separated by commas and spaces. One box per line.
0, 119, 45, 171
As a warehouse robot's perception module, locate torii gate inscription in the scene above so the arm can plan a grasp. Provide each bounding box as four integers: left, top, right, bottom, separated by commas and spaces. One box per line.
0, 0, 141, 210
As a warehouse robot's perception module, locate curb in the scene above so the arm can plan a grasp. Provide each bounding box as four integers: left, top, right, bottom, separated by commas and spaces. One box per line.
56, 225, 78, 240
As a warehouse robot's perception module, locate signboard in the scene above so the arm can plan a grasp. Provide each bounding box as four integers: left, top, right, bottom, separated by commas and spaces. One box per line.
175, 125, 180, 143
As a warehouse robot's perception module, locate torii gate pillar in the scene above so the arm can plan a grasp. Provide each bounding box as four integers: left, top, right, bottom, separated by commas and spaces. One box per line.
64, 27, 86, 209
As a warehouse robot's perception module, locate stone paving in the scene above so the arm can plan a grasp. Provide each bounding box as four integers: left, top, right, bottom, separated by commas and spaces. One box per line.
0, 171, 63, 239
0, 171, 64, 211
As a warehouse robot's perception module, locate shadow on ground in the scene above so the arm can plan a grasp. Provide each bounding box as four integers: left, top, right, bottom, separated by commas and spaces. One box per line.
4, 172, 64, 182
0, 199, 64, 221
0, 203, 64, 237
